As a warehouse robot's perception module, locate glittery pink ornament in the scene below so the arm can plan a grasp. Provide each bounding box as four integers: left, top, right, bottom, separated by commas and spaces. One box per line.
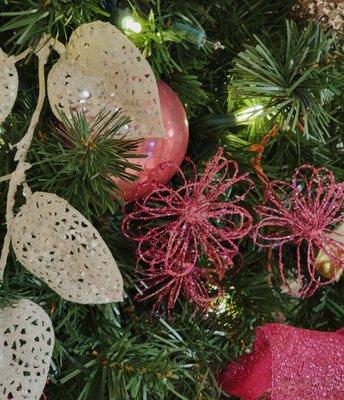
116, 81, 189, 200
219, 323, 344, 400
135, 263, 221, 314
253, 165, 344, 297
122, 148, 253, 312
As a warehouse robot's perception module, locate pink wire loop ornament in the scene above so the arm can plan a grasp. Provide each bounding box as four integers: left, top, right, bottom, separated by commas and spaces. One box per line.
253, 165, 344, 297
122, 148, 253, 313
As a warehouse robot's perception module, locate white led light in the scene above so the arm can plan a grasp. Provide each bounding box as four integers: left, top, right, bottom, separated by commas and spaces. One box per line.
235, 104, 264, 123
122, 16, 142, 34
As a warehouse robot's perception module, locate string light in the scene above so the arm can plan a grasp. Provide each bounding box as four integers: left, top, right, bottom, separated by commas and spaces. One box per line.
235, 104, 264, 124
121, 16, 142, 34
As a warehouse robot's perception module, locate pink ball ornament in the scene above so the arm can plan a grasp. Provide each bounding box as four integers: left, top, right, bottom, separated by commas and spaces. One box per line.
116, 81, 189, 201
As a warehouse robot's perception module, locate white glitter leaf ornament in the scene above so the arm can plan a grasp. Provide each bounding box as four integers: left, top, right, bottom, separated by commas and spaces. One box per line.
0, 299, 54, 400
11, 192, 123, 304
0, 48, 19, 123
47, 21, 165, 139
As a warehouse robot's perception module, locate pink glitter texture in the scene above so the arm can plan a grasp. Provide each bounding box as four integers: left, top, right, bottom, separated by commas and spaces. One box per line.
122, 148, 253, 312
253, 165, 344, 296
219, 323, 344, 400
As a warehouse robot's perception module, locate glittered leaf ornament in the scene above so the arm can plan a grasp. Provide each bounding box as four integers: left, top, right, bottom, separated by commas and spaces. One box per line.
11, 192, 123, 304
0, 299, 54, 400
219, 323, 344, 400
47, 21, 165, 139
0, 48, 18, 123
253, 164, 344, 297
0, 33, 123, 400
122, 148, 253, 312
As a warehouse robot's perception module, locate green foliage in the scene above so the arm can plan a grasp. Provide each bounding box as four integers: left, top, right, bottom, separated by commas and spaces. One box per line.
0, 1, 343, 399
0, 288, 18, 309
118, 7, 185, 76
2, 258, 230, 400
168, 73, 208, 117
163, 0, 293, 54
29, 109, 142, 218
0, 245, 279, 400
230, 20, 344, 141
285, 279, 344, 331
117, 5, 210, 78
0, 0, 109, 52
216, 268, 280, 357
263, 130, 344, 180
49, 311, 226, 400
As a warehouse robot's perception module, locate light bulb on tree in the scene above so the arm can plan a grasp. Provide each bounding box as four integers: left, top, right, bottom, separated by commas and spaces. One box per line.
235, 104, 264, 124
121, 15, 142, 34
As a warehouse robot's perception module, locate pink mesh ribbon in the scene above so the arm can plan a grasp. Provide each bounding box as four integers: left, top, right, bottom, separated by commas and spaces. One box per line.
219, 323, 344, 400
122, 148, 253, 312
253, 165, 344, 296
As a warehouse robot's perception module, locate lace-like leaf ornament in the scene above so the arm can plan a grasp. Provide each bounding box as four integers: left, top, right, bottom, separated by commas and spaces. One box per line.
47, 21, 165, 139
0, 48, 18, 123
11, 192, 123, 304
0, 299, 54, 400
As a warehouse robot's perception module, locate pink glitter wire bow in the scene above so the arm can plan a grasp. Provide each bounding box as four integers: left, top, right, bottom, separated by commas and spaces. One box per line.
122, 148, 253, 312
253, 164, 344, 297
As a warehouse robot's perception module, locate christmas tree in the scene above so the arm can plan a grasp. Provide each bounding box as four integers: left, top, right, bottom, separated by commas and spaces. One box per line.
0, 1, 343, 399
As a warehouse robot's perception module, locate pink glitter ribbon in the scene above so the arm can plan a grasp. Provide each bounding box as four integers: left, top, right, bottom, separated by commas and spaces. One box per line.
122, 148, 253, 312
219, 323, 344, 400
253, 165, 344, 296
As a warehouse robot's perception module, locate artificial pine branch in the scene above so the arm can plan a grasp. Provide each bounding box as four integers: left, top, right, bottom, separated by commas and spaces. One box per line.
230, 20, 344, 141
119, 5, 212, 78
0, 1, 343, 400
29, 109, 142, 218
47, 307, 229, 400
287, 279, 344, 331
0, 0, 109, 53
169, 73, 208, 117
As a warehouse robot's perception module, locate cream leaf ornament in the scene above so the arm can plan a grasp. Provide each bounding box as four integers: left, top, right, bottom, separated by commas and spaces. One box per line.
0, 299, 54, 400
0, 48, 19, 123
12, 192, 123, 304
47, 21, 165, 139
